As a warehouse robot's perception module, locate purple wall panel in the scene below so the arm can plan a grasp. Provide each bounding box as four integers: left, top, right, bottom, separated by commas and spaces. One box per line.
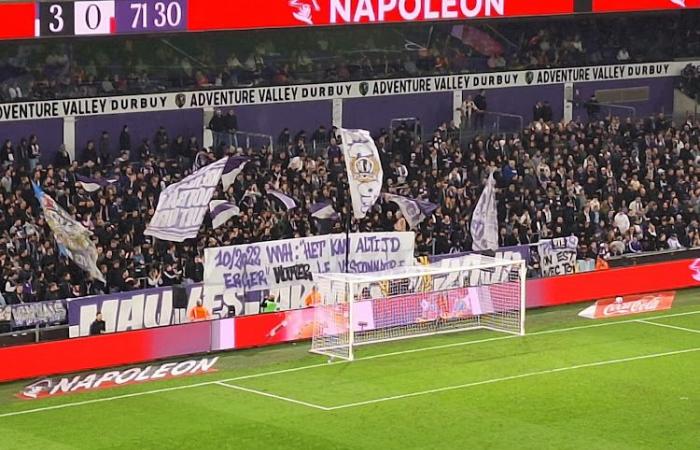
235, 100, 333, 139
343, 92, 453, 136
573, 77, 675, 119
464, 84, 565, 123
75, 109, 203, 160
0, 119, 63, 164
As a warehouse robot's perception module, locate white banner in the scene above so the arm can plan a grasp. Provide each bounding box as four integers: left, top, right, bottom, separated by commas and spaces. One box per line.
538, 236, 579, 277
145, 157, 228, 242
204, 232, 415, 292
0, 61, 691, 121
339, 128, 384, 219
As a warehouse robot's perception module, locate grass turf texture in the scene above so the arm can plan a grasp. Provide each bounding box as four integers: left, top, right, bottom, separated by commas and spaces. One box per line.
1, 289, 699, 449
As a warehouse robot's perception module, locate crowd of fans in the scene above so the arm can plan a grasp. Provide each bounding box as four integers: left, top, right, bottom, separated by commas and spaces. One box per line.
1, 11, 699, 102
1, 107, 698, 305
680, 63, 700, 100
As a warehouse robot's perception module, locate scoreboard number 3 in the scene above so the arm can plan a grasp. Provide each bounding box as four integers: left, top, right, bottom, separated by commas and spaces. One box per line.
48, 4, 64, 33
39, 2, 75, 36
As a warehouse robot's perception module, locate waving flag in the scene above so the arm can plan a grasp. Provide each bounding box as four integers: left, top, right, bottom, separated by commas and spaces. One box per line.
309, 201, 339, 220
383, 194, 438, 229
33, 183, 105, 283
75, 174, 118, 193
267, 190, 297, 210
338, 128, 384, 219
145, 157, 229, 242
221, 156, 250, 190
209, 200, 241, 229
471, 172, 498, 251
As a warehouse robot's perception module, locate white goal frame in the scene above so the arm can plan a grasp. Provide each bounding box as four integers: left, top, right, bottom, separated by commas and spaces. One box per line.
310, 258, 527, 361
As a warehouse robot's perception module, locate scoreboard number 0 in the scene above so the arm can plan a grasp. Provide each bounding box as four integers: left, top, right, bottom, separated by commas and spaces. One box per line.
74, 1, 115, 35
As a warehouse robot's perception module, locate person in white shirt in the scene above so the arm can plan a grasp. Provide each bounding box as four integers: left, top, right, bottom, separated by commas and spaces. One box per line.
614, 210, 631, 235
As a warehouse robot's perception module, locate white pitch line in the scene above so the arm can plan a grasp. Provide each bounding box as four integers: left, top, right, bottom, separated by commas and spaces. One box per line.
326, 346, 700, 410
637, 320, 700, 335
2, 308, 700, 418
215, 381, 331, 411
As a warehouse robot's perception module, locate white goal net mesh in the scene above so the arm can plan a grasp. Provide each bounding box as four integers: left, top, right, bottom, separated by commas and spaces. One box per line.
311, 258, 526, 361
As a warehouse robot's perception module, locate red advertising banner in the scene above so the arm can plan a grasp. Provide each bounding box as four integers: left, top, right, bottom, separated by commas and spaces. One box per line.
0, 320, 219, 382
234, 309, 317, 349
578, 291, 676, 319
189, 0, 574, 32
527, 258, 700, 308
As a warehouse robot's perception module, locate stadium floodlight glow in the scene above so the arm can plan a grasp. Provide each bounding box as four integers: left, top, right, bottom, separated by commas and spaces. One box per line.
311, 257, 526, 361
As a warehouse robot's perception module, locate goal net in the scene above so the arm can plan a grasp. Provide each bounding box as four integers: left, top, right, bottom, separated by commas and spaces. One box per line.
310, 257, 526, 361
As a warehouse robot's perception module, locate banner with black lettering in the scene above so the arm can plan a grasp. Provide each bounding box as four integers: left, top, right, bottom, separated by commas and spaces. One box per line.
204, 232, 415, 293
145, 157, 229, 242
537, 237, 579, 277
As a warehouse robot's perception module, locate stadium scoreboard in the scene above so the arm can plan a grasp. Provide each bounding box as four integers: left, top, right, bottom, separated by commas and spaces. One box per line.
36, 0, 186, 37
0, 0, 696, 41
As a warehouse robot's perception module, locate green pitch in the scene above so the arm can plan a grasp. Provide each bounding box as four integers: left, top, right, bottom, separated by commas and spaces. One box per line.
1, 289, 700, 450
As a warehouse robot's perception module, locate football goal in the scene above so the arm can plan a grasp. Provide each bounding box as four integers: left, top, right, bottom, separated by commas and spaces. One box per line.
310, 257, 526, 361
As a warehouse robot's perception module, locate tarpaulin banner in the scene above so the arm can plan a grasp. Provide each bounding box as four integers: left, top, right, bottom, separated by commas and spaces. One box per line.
204, 232, 415, 293
578, 291, 676, 319
66, 284, 242, 338
11, 300, 67, 328
0, 305, 11, 322
537, 236, 579, 277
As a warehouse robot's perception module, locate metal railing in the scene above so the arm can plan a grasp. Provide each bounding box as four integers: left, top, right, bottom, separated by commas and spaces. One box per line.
459, 111, 524, 146
390, 117, 422, 141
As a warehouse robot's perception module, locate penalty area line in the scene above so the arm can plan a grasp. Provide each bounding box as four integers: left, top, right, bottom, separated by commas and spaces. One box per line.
636, 320, 700, 335
215, 381, 331, 411
325, 346, 700, 410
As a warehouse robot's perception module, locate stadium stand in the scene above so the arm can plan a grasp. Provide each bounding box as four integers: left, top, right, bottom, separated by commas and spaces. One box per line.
1, 110, 698, 303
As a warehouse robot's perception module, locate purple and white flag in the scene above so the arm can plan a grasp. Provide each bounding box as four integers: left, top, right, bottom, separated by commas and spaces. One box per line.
471, 171, 498, 251
33, 183, 105, 283
309, 201, 339, 220
145, 157, 229, 242
267, 190, 297, 210
75, 175, 117, 193
221, 156, 250, 191
209, 200, 241, 229
338, 128, 384, 219
383, 194, 438, 229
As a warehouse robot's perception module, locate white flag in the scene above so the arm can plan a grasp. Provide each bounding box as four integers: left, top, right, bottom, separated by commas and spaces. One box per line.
209, 200, 241, 229
471, 172, 498, 251
338, 128, 384, 219
145, 157, 229, 242
383, 193, 438, 229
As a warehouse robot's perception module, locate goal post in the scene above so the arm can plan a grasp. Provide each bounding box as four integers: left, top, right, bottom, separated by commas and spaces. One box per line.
310, 257, 527, 361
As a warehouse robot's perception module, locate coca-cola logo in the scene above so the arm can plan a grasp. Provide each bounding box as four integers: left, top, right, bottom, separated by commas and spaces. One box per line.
602, 298, 661, 316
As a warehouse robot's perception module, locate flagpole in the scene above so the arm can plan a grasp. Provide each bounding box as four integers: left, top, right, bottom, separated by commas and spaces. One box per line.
343, 182, 351, 274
